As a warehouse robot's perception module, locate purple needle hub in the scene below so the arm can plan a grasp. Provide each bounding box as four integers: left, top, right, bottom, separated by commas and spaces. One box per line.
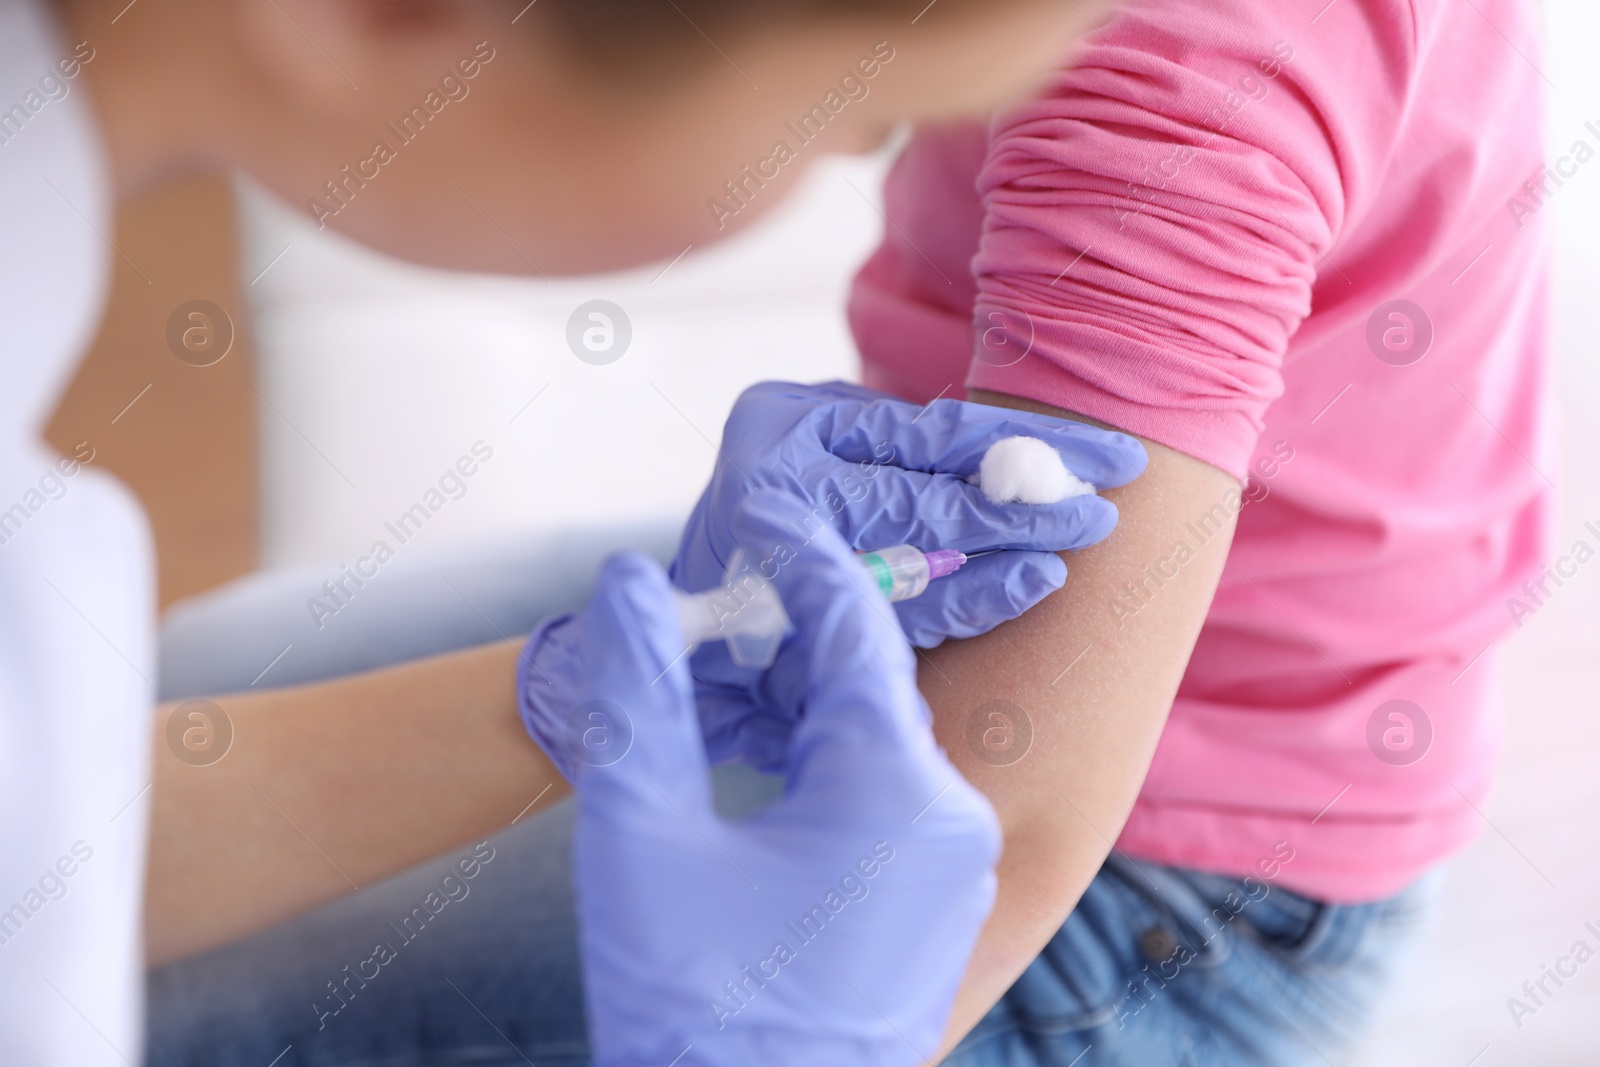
925, 549, 968, 581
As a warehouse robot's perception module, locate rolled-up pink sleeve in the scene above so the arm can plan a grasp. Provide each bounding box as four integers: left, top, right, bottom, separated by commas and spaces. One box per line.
966, 0, 1415, 477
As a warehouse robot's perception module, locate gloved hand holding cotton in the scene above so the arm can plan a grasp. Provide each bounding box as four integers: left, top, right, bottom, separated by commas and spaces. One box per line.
642, 430, 1102, 668
971, 435, 1097, 505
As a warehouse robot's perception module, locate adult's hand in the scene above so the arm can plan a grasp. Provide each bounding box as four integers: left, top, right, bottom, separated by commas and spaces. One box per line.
572, 489, 1001, 1067
677, 380, 1144, 767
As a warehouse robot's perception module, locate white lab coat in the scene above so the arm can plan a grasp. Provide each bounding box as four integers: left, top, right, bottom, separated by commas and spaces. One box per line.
1, 1, 154, 1061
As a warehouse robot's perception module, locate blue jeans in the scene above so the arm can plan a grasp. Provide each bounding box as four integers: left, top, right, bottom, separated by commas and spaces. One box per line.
148, 531, 1437, 1067
943, 858, 1437, 1067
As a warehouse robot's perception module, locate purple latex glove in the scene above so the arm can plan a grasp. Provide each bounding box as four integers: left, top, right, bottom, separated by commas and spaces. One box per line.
572, 490, 1001, 1066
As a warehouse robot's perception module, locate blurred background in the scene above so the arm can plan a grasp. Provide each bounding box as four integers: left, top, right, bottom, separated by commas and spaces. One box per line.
43, 0, 1599, 1061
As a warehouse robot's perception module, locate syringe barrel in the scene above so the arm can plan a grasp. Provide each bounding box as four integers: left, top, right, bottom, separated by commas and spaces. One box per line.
858, 544, 932, 603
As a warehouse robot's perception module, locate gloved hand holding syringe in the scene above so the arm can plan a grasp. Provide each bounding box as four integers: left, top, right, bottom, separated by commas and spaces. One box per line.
572, 492, 1006, 1067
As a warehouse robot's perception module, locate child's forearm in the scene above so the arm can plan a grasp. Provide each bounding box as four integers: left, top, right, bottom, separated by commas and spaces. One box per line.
924, 392, 1239, 1059
144, 639, 568, 965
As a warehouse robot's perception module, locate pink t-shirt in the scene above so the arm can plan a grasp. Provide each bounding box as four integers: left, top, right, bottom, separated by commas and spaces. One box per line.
850, 0, 1554, 902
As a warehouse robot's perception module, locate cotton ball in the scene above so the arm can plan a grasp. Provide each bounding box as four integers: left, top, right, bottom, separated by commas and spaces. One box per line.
971, 436, 1096, 504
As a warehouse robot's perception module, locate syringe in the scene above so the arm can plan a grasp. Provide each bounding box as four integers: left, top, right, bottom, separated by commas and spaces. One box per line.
675, 543, 976, 668
856, 545, 970, 603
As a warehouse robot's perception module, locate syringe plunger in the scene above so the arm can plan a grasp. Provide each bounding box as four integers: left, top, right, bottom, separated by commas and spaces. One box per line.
674, 549, 791, 669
